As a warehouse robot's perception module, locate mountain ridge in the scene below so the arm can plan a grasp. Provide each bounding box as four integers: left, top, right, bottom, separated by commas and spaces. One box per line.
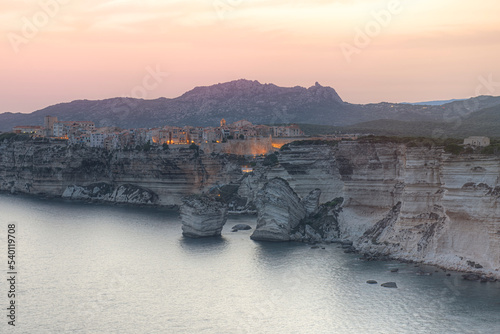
1, 79, 499, 132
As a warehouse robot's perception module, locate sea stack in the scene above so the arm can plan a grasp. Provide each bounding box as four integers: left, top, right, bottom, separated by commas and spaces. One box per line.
180, 195, 228, 238
250, 178, 308, 241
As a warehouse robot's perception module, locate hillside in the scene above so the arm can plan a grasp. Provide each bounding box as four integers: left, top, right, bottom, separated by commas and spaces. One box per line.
341, 104, 500, 138
1, 79, 500, 132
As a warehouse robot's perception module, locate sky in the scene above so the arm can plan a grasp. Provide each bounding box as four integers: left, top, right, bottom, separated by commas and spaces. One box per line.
1, 0, 500, 113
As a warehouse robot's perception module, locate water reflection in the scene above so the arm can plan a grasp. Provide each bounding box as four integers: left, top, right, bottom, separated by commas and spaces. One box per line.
178, 236, 229, 256
2, 193, 500, 333
250, 240, 343, 280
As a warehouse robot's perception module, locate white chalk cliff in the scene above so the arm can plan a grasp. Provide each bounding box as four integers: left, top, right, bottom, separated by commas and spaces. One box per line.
262, 142, 500, 278
1, 139, 499, 277
250, 178, 309, 241
180, 195, 228, 238
0, 141, 241, 206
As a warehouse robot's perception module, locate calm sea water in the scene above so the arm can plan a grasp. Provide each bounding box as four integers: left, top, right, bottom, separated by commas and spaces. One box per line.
0, 193, 499, 334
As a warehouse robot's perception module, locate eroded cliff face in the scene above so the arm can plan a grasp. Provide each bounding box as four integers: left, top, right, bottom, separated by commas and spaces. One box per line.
180, 195, 228, 238
250, 178, 310, 241
333, 143, 500, 278
0, 140, 241, 205
236, 142, 500, 278
1, 139, 499, 277
237, 145, 343, 206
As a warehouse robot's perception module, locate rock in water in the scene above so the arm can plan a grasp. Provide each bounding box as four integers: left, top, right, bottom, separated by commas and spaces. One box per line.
231, 224, 252, 231
180, 195, 228, 238
462, 274, 481, 281
381, 282, 398, 288
250, 178, 307, 241
366, 280, 378, 284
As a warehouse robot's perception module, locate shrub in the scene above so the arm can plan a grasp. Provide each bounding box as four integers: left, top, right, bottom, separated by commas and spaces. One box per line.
0, 132, 17, 141
263, 153, 278, 166
444, 144, 463, 155
324, 197, 344, 207
280, 144, 291, 151
142, 141, 152, 152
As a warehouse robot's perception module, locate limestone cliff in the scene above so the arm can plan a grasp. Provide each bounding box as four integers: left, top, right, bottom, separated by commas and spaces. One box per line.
62, 183, 158, 204
236, 145, 343, 209
2, 138, 499, 278
335, 143, 500, 279
180, 195, 228, 238
250, 178, 309, 241
259, 142, 500, 278
0, 139, 242, 206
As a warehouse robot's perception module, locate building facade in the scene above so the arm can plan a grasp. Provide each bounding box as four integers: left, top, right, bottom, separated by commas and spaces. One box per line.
464, 136, 490, 147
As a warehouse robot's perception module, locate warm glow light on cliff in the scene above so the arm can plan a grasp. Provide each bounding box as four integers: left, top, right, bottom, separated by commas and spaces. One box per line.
1, 0, 499, 113
272, 143, 284, 149
252, 148, 270, 156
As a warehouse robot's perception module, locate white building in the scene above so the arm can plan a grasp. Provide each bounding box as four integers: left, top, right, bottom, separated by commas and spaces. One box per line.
53, 122, 66, 137
464, 136, 490, 147
53, 121, 96, 138
271, 125, 304, 137
90, 133, 107, 148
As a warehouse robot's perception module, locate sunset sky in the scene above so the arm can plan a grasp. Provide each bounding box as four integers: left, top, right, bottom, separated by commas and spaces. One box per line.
1, 0, 500, 113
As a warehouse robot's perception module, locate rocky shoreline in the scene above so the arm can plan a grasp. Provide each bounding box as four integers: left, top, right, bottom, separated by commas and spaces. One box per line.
1, 188, 497, 282
2, 139, 500, 279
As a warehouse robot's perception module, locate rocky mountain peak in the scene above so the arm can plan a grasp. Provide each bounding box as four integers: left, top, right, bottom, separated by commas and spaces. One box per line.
179, 79, 343, 103
179, 79, 266, 100
307, 82, 343, 103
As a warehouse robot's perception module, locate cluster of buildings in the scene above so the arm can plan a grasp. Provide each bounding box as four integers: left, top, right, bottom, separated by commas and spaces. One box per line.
14, 117, 490, 153
12, 116, 306, 151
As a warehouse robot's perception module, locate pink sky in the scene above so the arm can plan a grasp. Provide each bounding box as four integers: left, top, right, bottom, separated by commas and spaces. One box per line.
1, 0, 500, 113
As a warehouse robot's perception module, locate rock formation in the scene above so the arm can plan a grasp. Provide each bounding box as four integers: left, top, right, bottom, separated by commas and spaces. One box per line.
231, 224, 252, 232
2, 138, 500, 278
62, 183, 158, 204
290, 197, 343, 243
381, 282, 398, 288
245, 142, 500, 278
180, 195, 228, 238
250, 178, 324, 242
0, 140, 242, 205
333, 142, 500, 279
302, 189, 321, 216
250, 178, 307, 241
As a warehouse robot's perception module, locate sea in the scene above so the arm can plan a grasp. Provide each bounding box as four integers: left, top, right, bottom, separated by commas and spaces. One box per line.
0, 193, 499, 334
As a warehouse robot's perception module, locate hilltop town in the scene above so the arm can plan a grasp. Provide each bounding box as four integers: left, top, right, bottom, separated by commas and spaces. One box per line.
9, 115, 493, 156
11, 116, 358, 155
